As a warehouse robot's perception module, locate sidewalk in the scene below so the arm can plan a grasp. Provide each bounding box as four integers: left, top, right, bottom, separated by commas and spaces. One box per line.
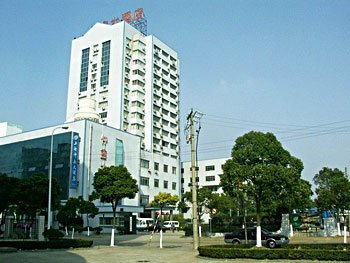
0, 231, 347, 263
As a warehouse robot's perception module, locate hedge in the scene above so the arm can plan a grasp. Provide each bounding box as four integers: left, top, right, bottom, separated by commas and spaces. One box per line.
0, 239, 93, 250
198, 244, 350, 261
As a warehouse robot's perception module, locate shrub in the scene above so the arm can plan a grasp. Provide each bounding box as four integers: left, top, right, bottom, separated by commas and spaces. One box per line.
198, 244, 350, 261
73, 225, 84, 233
42, 229, 64, 240
0, 239, 93, 250
94, 226, 103, 234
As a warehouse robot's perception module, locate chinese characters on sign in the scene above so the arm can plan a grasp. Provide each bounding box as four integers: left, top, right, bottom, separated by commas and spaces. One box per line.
134, 8, 143, 20
102, 8, 146, 35
122, 11, 132, 24
101, 135, 108, 165
70, 132, 79, 189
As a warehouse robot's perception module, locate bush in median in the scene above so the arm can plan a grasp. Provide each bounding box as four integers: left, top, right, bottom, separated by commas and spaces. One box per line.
0, 239, 93, 250
198, 244, 350, 261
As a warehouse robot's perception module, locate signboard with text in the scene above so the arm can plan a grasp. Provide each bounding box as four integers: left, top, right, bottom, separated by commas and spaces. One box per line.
70, 132, 79, 189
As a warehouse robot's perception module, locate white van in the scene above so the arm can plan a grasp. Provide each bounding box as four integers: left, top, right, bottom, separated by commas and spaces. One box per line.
136, 218, 154, 232
163, 220, 179, 230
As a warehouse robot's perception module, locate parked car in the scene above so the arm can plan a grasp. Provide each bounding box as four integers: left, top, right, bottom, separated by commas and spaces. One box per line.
224, 227, 289, 248
163, 221, 179, 230
136, 218, 154, 232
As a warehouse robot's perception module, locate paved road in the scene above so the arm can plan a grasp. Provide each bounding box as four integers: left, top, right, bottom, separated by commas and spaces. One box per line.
0, 232, 347, 263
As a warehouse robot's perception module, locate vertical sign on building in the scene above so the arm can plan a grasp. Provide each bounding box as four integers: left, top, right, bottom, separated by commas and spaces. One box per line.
70, 132, 79, 189
101, 135, 108, 167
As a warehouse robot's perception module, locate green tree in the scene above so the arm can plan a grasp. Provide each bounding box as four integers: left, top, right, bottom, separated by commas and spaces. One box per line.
79, 196, 99, 231
57, 196, 98, 235
313, 167, 350, 216
274, 178, 313, 215
91, 165, 138, 246
0, 173, 20, 225
17, 173, 60, 218
57, 197, 82, 231
221, 131, 307, 245
150, 192, 179, 219
207, 193, 238, 217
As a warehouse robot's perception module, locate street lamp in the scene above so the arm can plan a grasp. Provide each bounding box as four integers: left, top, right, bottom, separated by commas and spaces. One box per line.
48, 126, 68, 229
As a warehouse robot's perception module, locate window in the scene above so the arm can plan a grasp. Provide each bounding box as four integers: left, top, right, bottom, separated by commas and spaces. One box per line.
79, 48, 90, 92
100, 40, 111, 86
100, 216, 124, 226
172, 182, 176, 190
141, 159, 149, 169
205, 165, 215, 171
172, 166, 176, 175
100, 112, 107, 118
132, 79, 145, 87
204, 185, 219, 192
154, 162, 159, 171
140, 195, 149, 206
154, 179, 159, 187
140, 177, 149, 186
163, 180, 168, 189
206, 176, 215, 182
163, 164, 168, 173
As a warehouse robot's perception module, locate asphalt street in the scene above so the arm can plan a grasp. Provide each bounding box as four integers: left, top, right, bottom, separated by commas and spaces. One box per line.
0, 231, 347, 263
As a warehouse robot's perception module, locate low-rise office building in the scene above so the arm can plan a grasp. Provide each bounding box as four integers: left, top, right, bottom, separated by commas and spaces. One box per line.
181, 158, 229, 223
0, 118, 180, 231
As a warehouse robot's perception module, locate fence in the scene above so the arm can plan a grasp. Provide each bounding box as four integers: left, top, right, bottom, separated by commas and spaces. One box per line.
2, 217, 39, 240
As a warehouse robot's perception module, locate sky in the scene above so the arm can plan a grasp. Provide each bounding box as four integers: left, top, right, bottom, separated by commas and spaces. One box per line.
0, 0, 349, 187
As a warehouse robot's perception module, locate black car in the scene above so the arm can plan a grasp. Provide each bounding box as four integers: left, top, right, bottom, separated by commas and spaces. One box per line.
224, 227, 289, 248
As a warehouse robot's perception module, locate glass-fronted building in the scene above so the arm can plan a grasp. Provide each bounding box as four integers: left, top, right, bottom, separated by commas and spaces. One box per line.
0, 119, 181, 231
0, 132, 72, 199
0, 120, 144, 231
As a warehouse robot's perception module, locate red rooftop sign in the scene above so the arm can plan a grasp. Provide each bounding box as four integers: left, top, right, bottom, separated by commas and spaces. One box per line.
103, 8, 145, 25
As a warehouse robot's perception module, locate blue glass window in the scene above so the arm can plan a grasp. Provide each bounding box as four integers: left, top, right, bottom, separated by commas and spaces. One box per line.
100, 40, 111, 86
0, 133, 72, 200
115, 139, 124, 165
80, 48, 90, 92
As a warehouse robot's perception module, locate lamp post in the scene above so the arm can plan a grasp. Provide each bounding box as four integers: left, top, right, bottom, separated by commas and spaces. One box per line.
48, 126, 68, 229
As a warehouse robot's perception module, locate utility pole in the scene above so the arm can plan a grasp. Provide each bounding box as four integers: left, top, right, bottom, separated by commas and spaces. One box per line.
185, 109, 202, 250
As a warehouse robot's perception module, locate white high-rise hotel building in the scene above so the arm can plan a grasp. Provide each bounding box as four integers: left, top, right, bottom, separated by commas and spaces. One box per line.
65, 10, 181, 208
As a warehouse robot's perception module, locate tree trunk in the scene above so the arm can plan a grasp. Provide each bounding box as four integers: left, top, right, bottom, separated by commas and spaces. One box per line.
86, 214, 90, 236
110, 202, 117, 247
256, 196, 262, 247
160, 206, 163, 248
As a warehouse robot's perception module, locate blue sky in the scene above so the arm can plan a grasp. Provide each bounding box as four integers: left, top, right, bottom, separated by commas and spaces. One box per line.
1, 1, 349, 186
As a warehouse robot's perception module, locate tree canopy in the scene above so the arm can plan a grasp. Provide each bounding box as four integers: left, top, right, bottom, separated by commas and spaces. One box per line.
57, 197, 83, 229
91, 165, 138, 231
17, 173, 61, 218
57, 196, 98, 229
313, 167, 350, 214
150, 192, 179, 216
221, 131, 311, 227
0, 173, 20, 224
206, 193, 238, 217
